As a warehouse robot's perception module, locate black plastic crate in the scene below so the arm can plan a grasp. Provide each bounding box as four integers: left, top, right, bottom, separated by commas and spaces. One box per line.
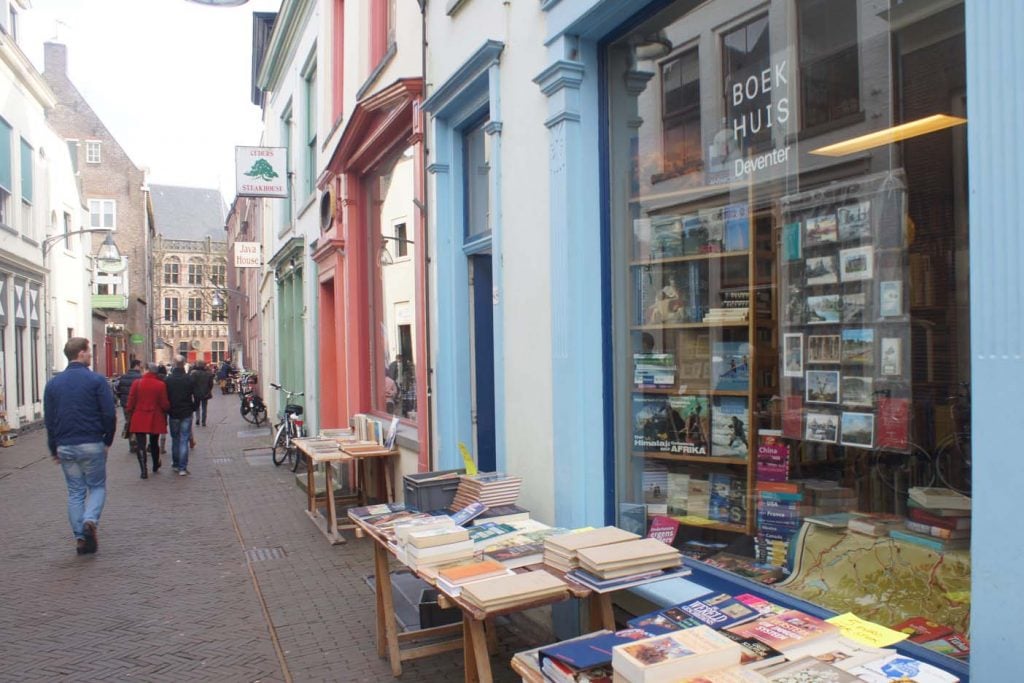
418, 588, 462, 629
402, 468, 465, 512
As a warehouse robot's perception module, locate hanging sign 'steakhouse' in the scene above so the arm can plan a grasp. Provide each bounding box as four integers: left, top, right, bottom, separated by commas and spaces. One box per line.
235, 146, 288, 198
234, 242, 261, 268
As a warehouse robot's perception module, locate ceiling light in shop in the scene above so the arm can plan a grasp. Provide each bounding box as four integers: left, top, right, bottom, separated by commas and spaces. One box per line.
809, 114, 967, 157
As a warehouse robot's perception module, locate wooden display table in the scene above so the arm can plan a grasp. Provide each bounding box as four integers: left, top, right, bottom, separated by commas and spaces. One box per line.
293, 438, 398, 545
347, 509, 619, 682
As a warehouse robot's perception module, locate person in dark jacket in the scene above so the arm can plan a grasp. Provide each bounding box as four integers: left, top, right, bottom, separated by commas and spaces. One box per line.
165, 356, 198, 475
44, 337, 116, 555
126, 363, 169, 479
189, 359, 214, 427
115, 359, 143, 454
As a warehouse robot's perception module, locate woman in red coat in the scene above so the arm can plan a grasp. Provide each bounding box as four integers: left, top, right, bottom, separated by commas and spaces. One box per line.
125, 363, 170, 479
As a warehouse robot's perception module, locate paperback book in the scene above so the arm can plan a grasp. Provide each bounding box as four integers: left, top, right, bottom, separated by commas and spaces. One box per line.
712, 342, 751, 391
712, 397, 750, 458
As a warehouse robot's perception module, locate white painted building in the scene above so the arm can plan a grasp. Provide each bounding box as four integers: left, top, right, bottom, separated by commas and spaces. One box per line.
0, 2, 88, 432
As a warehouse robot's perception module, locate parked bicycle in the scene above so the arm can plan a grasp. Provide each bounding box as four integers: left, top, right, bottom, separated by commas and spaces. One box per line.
239, 373, 267, 426
270, 383, 305, 471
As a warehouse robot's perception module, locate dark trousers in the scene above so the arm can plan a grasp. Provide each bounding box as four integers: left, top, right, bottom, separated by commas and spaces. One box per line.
135, 433, 160, 471
194, 399, 209, 425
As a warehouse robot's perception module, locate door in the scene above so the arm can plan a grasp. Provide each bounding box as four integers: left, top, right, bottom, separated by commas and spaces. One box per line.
470, 254, 496, 472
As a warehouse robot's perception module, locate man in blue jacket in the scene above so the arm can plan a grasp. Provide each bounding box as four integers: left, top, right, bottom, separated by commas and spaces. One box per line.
44, 337, 116, 555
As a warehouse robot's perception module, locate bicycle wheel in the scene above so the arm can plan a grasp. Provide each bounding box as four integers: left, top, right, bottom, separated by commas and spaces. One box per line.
241, 401, 256, 424
271, 423, 289, 466
253, 404, 268, 427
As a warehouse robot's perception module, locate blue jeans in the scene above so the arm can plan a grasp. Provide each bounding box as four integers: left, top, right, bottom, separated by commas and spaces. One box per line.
194, 399, 208, 425
58, 442, 107, 540
168, 416, 193, 471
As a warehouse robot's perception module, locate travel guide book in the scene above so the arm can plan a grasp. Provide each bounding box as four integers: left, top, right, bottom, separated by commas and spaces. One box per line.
725, 610, 840, 652
712, 341, 750, 391
675, 592, 762, 630
633, 394, 711, 456
712, 396, 750, 458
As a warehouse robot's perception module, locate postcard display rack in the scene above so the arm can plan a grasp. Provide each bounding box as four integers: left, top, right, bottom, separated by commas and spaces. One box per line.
631, 196, 775, 535
777, 172, 913, 467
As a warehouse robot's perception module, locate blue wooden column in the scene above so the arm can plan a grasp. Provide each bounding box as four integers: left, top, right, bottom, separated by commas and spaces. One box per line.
534, 54, 607, 529
966, 2, 1024, 678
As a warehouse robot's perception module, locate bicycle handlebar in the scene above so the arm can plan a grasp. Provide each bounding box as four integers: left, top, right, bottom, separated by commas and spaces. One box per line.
269, 382, 303, 398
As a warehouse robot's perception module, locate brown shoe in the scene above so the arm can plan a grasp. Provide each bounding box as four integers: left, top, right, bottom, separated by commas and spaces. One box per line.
83, 521, 98, 554
76, 539, 87, 555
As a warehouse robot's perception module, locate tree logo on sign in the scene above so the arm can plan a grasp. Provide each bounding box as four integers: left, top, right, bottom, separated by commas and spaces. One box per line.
244, 159, 279, 182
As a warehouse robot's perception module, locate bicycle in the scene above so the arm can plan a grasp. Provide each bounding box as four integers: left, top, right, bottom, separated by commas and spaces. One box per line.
270, 383, 306, 472
239, 373, 267, 426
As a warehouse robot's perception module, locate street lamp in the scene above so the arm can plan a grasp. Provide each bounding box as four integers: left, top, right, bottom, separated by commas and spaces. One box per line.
41, 228, 121, 259
210, 287, 249, 308
379, 235, 414, 266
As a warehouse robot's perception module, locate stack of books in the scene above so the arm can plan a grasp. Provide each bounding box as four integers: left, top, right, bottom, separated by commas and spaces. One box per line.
702, 307, 748, 323
459, 569, 568, 612
894, 487, 971, 552
847, 512, 905, 537
435, 559, 512, 596
801, 481, 858, 515
754, 482, 803, 566
611, 625, 744, 683
449, 472, 523, 511
543, 526, 640, 572
398, 524, 475, 571
480, 521, 570, 569
574, 538, 681, 581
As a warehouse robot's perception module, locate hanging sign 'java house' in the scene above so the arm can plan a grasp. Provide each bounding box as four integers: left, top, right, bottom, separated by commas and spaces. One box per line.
235, 146, 288, 198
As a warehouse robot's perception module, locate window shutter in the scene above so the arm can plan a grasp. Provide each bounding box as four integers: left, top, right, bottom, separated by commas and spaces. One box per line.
20, 138, 32, 202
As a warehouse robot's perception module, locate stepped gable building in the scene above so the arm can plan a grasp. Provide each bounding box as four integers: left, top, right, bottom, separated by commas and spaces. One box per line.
42, 41, 154, 376
149, 184, 228, 365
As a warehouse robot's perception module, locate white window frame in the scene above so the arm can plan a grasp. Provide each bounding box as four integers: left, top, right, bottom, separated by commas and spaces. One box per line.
86, 140, 101, 164
94, 269, 125, 296
88, 198, 116, 230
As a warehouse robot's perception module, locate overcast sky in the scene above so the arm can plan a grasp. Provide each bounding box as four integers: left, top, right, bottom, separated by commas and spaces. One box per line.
22, 0, 282, 200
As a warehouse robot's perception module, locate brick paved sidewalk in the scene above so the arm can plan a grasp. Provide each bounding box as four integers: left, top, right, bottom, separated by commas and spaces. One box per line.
0, 393, 543, 682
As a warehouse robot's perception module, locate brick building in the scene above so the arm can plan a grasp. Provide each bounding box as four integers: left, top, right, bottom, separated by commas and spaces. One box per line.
41, 42, 154, 376
150, 184, 228, 366
224, 195, 262, 376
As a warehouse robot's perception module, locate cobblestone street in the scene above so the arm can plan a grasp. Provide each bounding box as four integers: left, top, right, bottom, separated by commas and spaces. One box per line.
0, 395, 534, 683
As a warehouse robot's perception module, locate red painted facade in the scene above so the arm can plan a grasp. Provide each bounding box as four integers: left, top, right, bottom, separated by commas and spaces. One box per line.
316, 78, 430, 471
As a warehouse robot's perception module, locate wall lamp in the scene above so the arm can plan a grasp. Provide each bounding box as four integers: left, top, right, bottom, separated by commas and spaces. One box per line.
379, 235, 414, 266
41, 228, 121, 259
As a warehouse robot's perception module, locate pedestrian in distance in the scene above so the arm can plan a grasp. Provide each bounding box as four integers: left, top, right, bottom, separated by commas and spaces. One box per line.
165, 355, 198, 476
156, 363, 169, 455
43, 337, 116, 555
126, 362, 170, 479
190, 359, 214, 427
115, 359, 143, 454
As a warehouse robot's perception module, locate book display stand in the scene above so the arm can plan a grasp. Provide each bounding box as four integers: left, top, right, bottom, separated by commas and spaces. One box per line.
631, 192, 775, 534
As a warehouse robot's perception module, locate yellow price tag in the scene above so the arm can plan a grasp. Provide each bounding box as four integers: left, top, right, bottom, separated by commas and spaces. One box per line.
458, 442, 478, 476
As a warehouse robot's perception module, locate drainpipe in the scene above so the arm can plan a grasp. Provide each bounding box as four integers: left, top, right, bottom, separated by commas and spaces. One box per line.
419, 0, 434, 469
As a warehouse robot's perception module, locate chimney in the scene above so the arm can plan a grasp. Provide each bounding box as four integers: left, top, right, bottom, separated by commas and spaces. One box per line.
43, 42, 67, 76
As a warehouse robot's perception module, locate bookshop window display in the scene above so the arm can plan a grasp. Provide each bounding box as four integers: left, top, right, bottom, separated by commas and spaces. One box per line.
606, 0, 970, 656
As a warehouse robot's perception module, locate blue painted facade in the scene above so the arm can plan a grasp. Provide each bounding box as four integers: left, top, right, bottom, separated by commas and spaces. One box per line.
423, 41, 508, 474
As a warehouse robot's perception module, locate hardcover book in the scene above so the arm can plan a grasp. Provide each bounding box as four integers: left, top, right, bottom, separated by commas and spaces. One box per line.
712, 397, 749, 458
725, 610, 840, 652
633, 395, 710, 456
723, 203, 750, 252
611, 626, 743, 683
712, 342, 750, 391
875, 398, 909, 450
891, 617, 954, 644
449, 501, 488, 526
539, 628, 652, 673
634, 353, 676, 388
889, 529, 970, 552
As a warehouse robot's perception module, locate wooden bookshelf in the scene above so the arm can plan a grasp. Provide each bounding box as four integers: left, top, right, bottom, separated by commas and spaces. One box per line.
630, 250, 749, 267
632, 321, 749, 331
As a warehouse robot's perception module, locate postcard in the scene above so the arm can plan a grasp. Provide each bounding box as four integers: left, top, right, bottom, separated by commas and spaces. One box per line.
841, 292, 867, 324
805, 214, 838, 246
805, 255, 839, 286
841, 376, 873, 407
880, 280, 902, 317
783, 333, 803, 378
841, 412, 875, 449
841, 328, 874, 364
839, 246, 874, 282
807, 294, 841, 324
806, 412, 839, 443
837, 201, 871, 241
881, 337, 902, 376
807, 335, 841, 364
806, 370, 840, 404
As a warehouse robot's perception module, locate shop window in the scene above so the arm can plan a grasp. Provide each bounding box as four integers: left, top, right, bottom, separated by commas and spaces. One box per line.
163, 260, 179, 285
722, 14, 771, 151
88, 199, 115, 230
463, 117, 490, 239
372, 145, 418, 421
280, 106, 293, 229
606, 0, 970, 658
86, 140, 101, 164
661, 49, 701, 174
187, 297, 203, 322
163, 297, 178, 323
798, 0, 860, 130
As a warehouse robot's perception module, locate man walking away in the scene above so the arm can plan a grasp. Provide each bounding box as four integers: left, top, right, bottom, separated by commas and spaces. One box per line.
116, 359, 143, 453
165, 355, 197, 475
44, 337, 116, 555
190, 359, 214, 427
126, 363, 169, 479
